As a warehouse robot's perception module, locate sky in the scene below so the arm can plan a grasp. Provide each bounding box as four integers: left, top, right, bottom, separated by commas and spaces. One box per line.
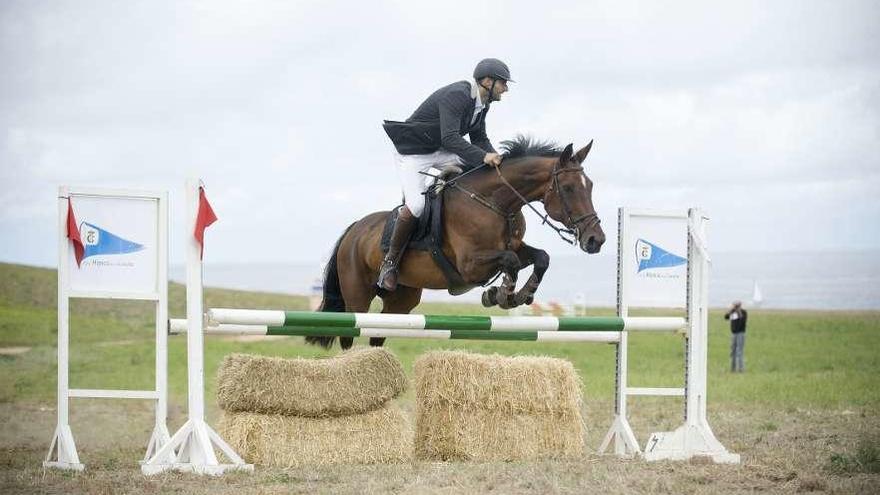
1, 0, 879, 267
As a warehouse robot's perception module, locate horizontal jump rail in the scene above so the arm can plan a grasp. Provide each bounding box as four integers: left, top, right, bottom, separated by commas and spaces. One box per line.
207, 308, 686, 332
168, 319, 622, 343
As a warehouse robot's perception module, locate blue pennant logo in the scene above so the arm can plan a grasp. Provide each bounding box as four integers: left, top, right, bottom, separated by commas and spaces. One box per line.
80, 222, 144, 260
636, 238, 686, 273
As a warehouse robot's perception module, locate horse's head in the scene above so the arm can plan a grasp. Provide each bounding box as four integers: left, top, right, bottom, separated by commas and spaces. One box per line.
543, 141, 606, 254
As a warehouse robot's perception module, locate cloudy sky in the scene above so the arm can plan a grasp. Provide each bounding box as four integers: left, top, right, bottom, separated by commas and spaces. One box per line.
1, 0, 878, 267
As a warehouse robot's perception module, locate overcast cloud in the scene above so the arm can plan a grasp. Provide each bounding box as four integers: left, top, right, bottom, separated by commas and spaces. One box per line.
1, 0, 878, 266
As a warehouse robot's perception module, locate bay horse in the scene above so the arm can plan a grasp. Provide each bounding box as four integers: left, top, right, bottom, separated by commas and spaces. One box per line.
308, 136, 605, 349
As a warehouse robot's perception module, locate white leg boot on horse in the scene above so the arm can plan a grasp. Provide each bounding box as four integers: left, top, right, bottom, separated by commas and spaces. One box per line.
377, 206, 418, 291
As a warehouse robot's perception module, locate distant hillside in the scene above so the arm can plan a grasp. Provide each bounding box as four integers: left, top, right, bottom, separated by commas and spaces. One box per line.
0, 263, 57, 309
0, 262, 311, 320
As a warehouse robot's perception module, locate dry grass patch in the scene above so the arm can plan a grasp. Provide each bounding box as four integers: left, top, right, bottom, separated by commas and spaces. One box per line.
0, 347, 30, 355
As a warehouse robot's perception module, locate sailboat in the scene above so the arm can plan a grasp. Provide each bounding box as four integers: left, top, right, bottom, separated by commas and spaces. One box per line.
751, 280, 764, 307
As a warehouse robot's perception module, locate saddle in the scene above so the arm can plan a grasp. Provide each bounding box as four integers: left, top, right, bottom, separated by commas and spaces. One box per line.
380, 167, 473, 295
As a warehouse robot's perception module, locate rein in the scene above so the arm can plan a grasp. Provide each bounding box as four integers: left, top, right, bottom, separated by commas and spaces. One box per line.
444, 180, 518, 251
432, 158, 599, 246
492, 165, 580, 245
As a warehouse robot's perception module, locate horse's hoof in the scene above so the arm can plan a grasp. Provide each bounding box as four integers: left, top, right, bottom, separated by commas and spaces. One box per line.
493, 290, 513, 310
482, 287, 498, 307
514, 293, 534, 307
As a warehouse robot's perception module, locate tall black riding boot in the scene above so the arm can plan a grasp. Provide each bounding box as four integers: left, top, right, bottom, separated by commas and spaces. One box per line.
377, 207, 418, 291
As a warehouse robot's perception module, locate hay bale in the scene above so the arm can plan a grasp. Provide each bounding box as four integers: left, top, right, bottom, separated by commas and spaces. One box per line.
415, 408, 584, 462
414, 350, 583, 414
218, 403, 413, 467
216, 347, 407, 417
414, 350, 585, 461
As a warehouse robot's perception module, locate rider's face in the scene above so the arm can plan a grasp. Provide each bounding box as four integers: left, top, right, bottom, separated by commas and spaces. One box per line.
481, 78, 508, 102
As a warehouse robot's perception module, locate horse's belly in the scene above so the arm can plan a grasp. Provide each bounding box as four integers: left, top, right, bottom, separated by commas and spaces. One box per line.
399, 250, 453, 290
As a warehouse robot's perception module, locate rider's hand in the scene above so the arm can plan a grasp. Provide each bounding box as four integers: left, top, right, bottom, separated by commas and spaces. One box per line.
483, 152, 503, 168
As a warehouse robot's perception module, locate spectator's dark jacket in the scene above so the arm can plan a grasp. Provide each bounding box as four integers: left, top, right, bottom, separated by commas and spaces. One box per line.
383, 81, 496, 167
724, 309, 748, 334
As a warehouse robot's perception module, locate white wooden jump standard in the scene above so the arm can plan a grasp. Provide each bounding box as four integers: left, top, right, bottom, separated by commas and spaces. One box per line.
46, 186, 170, 472
597, 208, 739, 463
141, 179, 252, 475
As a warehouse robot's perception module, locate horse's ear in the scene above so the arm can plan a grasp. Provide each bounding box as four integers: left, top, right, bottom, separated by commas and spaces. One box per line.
559, 143, 574, 165
574, 140, 593, 164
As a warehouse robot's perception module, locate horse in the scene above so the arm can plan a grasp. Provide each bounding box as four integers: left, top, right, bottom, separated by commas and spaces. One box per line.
308, 136, 605, 349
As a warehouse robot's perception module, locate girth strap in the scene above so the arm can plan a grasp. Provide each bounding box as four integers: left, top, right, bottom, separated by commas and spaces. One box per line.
427, 192, 470, 294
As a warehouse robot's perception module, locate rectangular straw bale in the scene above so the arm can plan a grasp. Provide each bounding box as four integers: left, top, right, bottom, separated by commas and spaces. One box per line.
414, 350, 586, 461
413, 350, 583, 414
415, 407, 585, 461
216, 347, 407, 417
218, 403, 413, 467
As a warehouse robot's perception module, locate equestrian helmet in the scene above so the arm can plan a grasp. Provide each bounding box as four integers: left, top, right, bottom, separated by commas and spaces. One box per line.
473, 58, 514, 82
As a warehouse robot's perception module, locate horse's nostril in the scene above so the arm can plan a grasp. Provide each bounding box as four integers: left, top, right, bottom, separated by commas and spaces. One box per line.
583, 235, 603, 254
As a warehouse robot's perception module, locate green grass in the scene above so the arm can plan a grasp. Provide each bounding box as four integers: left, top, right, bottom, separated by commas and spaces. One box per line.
827, 436, 880, 474
1, 262, 879, 410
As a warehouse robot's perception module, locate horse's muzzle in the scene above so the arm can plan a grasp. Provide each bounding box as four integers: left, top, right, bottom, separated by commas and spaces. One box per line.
580, 233, 605, 254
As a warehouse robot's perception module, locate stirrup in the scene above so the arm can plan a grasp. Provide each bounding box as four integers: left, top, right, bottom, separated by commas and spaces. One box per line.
379, 257, 395, 273
377, 258, 399, 290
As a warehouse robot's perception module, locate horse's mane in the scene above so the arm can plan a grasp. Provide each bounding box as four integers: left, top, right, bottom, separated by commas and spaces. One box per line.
499, 134, 563, 159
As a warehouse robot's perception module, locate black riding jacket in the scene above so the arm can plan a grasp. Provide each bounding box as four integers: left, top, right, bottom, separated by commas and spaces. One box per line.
383, 81, 496, 168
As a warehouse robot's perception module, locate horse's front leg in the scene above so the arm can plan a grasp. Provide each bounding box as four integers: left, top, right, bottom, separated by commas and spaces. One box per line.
512, 244, 550, 307
491, 270, 519, 309
462, 250, 521, 309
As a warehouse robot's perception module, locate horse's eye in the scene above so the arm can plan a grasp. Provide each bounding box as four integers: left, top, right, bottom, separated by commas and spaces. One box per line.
563, 185, 574, 193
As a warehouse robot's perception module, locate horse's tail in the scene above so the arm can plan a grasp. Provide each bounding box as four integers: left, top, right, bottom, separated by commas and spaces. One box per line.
305, 222, 356, 349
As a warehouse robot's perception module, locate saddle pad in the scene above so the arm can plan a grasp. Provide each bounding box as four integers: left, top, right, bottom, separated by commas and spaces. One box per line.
379, 190, 471, 294
380, 201, 434, 253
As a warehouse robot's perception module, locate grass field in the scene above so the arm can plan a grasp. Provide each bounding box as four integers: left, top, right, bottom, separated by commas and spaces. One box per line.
0, 262, 878, 494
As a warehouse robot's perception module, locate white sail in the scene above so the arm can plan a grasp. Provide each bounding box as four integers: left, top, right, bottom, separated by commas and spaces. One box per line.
751, 281, 763, 306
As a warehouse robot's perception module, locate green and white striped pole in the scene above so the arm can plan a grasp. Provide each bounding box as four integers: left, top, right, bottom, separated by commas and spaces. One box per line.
206, 308, 685, 333
169, 318, 624, 343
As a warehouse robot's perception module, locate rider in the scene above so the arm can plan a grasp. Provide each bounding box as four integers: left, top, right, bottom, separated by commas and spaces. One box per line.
378, 58, 513, 291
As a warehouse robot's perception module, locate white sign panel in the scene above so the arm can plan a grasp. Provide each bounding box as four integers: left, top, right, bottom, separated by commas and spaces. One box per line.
67, 193, 160, 296
621, 210, 688, 308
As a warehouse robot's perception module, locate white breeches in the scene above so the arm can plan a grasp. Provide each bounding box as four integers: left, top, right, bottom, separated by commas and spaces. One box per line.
394, 150, 463, 218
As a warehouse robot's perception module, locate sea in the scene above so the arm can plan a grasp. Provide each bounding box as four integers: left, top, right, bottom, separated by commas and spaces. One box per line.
170, 250, 880, 310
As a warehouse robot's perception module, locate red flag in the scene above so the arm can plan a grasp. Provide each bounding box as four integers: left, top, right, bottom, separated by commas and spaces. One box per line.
66, 198, 85, 267
194, 186, 218, 259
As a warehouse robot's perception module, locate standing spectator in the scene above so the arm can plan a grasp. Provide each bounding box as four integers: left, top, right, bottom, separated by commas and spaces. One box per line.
724, 300, 748, 372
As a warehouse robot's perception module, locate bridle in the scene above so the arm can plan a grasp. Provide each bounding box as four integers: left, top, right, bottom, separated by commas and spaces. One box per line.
442, 160, 600, 246
545, 163, 601, 245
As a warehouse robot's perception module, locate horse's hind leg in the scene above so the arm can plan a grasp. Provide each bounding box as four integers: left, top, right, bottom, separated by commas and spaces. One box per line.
338, 267, 379, 350
373, 285, 423, 347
